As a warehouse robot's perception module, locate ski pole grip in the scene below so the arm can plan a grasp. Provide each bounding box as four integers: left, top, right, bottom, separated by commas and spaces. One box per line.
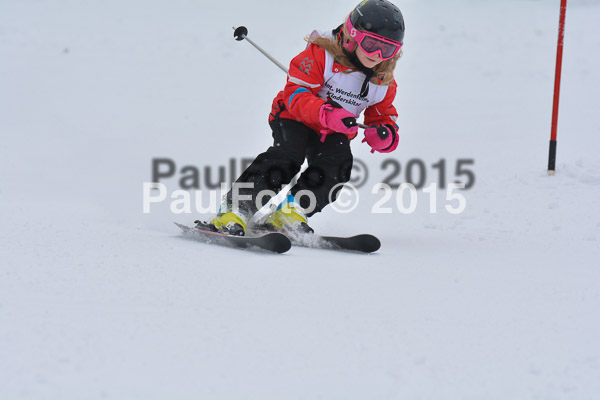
233, 26, 248, 41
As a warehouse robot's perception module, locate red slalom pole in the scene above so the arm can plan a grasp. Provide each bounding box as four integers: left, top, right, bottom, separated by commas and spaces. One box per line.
548, 0, 567, 176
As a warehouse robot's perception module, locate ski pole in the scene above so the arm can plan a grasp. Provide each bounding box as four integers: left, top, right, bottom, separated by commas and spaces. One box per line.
233, 26, 288, 74
232, 26, 369, 129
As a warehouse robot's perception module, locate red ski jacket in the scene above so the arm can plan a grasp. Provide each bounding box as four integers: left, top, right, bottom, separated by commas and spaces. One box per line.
269, 40, 399, 140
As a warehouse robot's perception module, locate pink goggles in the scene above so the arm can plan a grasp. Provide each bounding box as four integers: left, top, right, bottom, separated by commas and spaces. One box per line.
346, 15, 403, 60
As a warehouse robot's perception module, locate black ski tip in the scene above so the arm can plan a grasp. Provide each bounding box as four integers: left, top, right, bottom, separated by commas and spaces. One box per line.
307, 233, 381, 253
261, 232, 292, 254
355, 234, 381, 253
322, 234, 381, 253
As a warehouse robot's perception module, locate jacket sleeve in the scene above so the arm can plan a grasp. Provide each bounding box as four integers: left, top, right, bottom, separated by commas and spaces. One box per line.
281, 43, 327, 128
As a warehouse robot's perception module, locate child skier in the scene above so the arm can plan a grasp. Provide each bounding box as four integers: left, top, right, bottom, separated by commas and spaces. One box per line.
206, 0, 405, 236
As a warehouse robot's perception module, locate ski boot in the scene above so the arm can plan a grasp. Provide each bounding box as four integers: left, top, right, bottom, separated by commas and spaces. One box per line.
264, 194, 314, 234
206, 208, 248, 236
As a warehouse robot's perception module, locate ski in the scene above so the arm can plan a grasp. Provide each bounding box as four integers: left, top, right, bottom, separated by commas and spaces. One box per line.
174, 222, 291, 254
249, 227, 381, 253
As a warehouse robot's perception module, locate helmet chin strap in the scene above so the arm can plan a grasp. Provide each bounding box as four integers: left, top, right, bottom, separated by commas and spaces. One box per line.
343, 47, 374, 98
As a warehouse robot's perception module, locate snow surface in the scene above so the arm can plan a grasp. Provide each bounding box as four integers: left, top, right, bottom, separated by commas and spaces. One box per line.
1, 0, 600, 398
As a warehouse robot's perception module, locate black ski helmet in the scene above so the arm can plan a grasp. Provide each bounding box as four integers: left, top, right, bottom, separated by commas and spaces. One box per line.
349, 0, 405, 44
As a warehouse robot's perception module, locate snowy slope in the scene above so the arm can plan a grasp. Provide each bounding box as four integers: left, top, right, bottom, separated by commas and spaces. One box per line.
1, 0, 600, 399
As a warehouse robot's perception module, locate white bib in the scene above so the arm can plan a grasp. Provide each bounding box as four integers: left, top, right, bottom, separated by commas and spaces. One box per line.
316, 48, 388, 117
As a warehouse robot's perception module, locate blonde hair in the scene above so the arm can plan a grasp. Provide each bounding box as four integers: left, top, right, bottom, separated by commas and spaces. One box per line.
305, 19, 402, 86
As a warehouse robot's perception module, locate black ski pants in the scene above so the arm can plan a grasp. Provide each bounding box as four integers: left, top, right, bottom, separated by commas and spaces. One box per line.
225, 118, 353, 218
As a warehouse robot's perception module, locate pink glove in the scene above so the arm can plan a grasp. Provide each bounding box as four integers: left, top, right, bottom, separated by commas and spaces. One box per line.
362, 125, 399, 153
318, 101, 359, 141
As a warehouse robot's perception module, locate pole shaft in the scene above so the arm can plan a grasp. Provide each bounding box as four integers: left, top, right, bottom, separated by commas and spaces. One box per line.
550, 0, 567, 142
548, 0, 567, 174
241, 35, 289, 74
